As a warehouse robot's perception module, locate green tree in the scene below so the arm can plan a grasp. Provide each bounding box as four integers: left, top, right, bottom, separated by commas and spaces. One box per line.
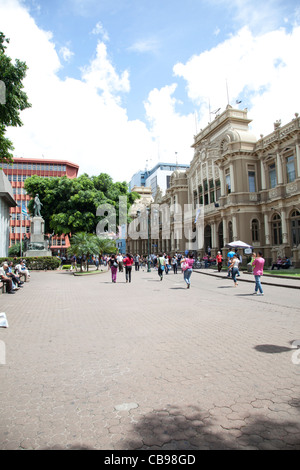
0, 32, 31, 165
67, 232, 97, 272
93, 236, 117, 269
24, 173, 140, 235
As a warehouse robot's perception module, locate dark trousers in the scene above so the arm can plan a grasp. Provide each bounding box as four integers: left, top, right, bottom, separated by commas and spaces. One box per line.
125, 266, 132, 282
1, 277, 13, 292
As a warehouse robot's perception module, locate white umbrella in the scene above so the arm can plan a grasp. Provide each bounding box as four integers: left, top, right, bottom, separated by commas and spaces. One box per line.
226, 240, 253, 248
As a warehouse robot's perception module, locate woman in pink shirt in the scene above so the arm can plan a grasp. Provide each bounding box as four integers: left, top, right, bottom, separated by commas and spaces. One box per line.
252, 251, 265, 295
181, 252, 194, 289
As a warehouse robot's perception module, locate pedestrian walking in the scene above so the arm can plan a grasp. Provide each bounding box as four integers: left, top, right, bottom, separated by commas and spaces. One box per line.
134, 254, 140, 271
227, 249, 235, 277
157, 253, 166, 280
228, 254, 240, 287
252, 251, 265, 295
123, 253, 134, 283
216, 251, 223, 272
181, 252, 194, 288
109, 254, 118, 283
171, 255, 178, 274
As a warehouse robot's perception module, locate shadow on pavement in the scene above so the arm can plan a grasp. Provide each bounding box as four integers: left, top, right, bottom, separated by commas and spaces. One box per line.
120, 404, 300, 450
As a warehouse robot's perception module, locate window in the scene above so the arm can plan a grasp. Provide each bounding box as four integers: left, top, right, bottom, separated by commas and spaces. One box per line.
286, 155, 296, 183
166, 175, 171, 189
225, 170, 231, 194
251, 219, 259, 242
198, 185, 203, 205
248, 167, 256, 192
215, 179, 221, 200
228, 221, 233, 241
203, 179, 209, 205
291, 210, 300, 246
269, 163, 277, 188
193, 190, 198, 209
272, 213, 282, 245
209, 179, 215, 203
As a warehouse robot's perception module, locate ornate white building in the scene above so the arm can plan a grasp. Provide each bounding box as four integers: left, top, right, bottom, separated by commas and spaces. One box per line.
127, 106, 300, 266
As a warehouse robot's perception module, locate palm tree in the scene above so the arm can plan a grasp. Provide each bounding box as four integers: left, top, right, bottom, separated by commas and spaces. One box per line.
68, 232, 97, 272
93, 236, 117, 269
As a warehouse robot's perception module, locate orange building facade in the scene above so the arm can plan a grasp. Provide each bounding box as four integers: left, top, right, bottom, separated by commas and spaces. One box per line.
2, 157, 79, 257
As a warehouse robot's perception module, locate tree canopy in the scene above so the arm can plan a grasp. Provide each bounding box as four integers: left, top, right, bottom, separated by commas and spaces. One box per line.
24, 172, 140, 235
0, 32, 31, 165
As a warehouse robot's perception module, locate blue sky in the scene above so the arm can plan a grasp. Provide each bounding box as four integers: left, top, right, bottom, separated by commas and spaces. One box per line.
0, 0, 299, 182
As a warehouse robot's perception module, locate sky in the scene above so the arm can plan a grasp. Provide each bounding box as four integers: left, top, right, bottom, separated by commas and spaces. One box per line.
0, 0, 299, 183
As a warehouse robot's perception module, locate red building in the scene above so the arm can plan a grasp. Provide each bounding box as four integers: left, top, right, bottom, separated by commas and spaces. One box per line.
2, 157, 79, 256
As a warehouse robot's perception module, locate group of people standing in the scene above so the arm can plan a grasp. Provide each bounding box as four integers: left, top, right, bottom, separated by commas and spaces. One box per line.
107, 251, 196, 288
108, 248, 267, 295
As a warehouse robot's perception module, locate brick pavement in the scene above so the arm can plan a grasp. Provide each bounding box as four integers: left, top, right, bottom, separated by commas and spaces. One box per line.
0, 267, 299, 450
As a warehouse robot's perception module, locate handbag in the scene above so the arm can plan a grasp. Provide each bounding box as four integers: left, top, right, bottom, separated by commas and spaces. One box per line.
113, 261, 118, 268
181, 261, 188, 271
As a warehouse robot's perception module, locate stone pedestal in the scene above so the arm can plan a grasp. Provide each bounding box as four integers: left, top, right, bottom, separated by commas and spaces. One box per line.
24, 216, 52, 257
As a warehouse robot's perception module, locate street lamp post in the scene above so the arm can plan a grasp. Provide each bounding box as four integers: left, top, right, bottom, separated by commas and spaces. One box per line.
147, 207, 151, 272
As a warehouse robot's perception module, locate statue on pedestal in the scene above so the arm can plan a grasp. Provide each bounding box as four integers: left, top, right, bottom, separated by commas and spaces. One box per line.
34, 194, 43, 217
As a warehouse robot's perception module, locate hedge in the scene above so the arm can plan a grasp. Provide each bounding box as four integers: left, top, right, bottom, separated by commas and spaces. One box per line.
0, 257, 61, 270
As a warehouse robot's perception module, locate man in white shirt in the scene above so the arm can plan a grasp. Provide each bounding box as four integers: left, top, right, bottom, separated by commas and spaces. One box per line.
0, 263, 15, 294
14, 261, 30, 282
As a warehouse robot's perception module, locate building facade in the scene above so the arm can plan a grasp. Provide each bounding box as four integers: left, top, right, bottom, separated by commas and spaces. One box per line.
2, 157, 79, 256
0, 170, 17, 257
127, 107, 300, 266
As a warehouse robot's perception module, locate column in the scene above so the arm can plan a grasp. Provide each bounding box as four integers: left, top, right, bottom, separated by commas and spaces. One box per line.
211, 222, 217, 250
232, 214, 238, 240
264, 213, 270, 245
222, 217, 228, 246
230, 163, 235, 192
219, 166, 225, 196
277, 152, 283, 184
281, 208, 288, 244
260, 158, 266, 190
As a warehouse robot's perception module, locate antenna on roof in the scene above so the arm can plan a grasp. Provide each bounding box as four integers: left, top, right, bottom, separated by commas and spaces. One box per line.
226, 79, 230, 105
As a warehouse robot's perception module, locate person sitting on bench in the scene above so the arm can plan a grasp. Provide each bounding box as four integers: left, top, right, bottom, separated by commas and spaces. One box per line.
271, 257, 282, 270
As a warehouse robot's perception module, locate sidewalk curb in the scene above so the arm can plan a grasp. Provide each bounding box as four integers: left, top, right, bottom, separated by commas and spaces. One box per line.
193, 269, 300, 289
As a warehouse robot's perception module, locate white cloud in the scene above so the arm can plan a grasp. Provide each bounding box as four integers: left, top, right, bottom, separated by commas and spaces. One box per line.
91, 21, 109, 42
128, 38, 160, 54
59, 45, 74, 62
144, 84, 195, 165
81, 41, 130, 101
0, 0, 155, 182
1, 0, 299, 187
173, 25, 300, 138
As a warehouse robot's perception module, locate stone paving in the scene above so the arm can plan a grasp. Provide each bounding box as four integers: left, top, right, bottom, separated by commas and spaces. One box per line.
0, 266, 299, 450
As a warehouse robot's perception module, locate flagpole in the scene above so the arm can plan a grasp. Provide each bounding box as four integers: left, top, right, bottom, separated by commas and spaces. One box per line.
20, 196, 23, 258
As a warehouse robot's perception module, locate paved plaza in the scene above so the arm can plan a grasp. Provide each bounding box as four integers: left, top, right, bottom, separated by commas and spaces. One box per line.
0, 266, 300, 450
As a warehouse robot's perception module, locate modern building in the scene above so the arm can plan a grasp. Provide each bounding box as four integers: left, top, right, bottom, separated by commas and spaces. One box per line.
127, 107, 300, 266
2, 157, 79, 256
129, 162, 190, 197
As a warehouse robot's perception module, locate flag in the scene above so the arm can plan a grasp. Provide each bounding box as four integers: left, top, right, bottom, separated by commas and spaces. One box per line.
194, 208, 201, 223
21, 203, 28, 217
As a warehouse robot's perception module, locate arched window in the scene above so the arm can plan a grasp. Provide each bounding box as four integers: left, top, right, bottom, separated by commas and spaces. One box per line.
228, 221, 233, 242
251, 219, 259, 242
272, 213, 282, 245
291, 210, 300, 246
204, 225, 212, 253
218, 222, 223, 250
